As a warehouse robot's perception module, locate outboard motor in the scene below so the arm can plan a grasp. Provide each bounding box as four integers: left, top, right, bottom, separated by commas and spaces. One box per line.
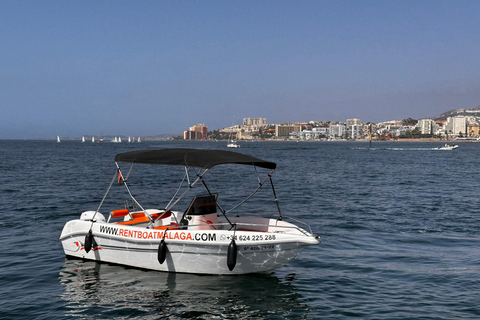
80, 211, 106, 223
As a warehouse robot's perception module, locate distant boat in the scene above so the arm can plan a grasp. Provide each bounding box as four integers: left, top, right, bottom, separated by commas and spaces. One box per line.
437, 143, 458, 150
91, 136, 95, 143
57, 136, 61, 143
137, 137, 141, 143
227, 141, 240, 148
227, 119, 240, 148
81, 136, 85, 143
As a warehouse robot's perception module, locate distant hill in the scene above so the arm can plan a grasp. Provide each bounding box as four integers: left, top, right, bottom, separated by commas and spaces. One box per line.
432, 105, 480, 121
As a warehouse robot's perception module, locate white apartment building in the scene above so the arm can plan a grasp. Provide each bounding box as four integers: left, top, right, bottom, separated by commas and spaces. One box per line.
296, 127, 329, 140
417, 119, 434, 135
349, 124, 364, 139
445, 116, 467, 135
243, 118, 267, 127
329, 123, 346, 139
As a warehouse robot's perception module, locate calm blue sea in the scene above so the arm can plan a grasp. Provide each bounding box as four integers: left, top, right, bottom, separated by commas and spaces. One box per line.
1, 140, 480, 319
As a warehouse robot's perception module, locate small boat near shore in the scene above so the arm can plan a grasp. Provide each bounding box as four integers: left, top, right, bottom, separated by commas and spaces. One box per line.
437, 143, 458, 150
60, 149, 319, 275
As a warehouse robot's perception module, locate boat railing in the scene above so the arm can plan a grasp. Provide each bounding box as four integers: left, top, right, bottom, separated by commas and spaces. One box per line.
172, 219, 315, 237
279, 214, 315, 236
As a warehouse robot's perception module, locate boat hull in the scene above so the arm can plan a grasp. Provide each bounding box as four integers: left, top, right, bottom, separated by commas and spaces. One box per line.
60, 219, 319, 275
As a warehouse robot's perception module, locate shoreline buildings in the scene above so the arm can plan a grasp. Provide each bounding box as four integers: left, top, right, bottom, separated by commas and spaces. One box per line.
183, 108, 480, 141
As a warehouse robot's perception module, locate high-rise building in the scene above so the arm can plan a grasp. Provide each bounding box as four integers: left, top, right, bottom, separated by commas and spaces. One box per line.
275, 124, 301, 137
445, 116, 467, 135
346, 118, 362, 126
349, 124, 364, 139
184, 124, 208, 140
329, 123, 346, 139
243, 118, 267, 127
417, 119, 434, 135
183, 130, 201, 140
452, 116, 467, 135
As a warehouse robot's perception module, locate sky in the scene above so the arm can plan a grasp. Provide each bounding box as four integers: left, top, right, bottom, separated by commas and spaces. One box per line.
1, 0, 480, 139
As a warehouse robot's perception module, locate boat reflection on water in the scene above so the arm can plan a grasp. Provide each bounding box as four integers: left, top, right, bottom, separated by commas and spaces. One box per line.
59, 258, 312, 319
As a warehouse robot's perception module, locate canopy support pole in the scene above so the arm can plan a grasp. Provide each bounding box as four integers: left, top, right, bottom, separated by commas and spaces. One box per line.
164, 167, 209, 222
225, 168, 276, 214
199, 177, 234, 228
89, 170, 118, 225
115, 163, 147, 219
269, 175, 282, 220
85, 170, 119, 252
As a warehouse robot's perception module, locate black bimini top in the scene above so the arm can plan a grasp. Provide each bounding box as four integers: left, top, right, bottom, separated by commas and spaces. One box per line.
114, 149, 276, 170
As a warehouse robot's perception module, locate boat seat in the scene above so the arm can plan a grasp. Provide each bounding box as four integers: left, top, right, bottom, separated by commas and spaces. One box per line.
115, 212, 156, 225
107, 209, 131, 223
153, 210, 172, 221
180, 194, 218, 229
116, 215, 150, 225
109, 209, 167, 225
153, 223, 180, 230
184, 194, 217, 216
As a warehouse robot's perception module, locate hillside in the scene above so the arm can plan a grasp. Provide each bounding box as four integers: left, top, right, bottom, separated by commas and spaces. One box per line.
432, 105, 480, 121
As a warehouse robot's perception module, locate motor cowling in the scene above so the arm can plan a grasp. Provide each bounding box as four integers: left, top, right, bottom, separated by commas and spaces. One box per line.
80, 211, 106, 222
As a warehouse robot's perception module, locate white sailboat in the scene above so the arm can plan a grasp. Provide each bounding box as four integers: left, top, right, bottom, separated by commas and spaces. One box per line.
227, 119, 240, 148
81, 136, 85, 143
91, 136, 95, 143
57, 136, 61, 143
227, 131, 240, 148
227, 141, 240, 148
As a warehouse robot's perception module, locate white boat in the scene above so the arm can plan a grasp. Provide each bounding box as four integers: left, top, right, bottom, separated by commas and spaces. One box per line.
57, 135, 61, 143
60, 149, 319, 275
227, 141, 240, 148
91, 136, 95, 143
437, 143, 458, 150
227, 122, 239, 148
81, 136, 85, 143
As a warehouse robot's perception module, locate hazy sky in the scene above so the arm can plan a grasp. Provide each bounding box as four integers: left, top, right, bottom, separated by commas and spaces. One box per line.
2, 1, 480, 139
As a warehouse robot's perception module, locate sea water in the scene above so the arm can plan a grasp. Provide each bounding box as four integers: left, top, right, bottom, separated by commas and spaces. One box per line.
1, 140, 479, 319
